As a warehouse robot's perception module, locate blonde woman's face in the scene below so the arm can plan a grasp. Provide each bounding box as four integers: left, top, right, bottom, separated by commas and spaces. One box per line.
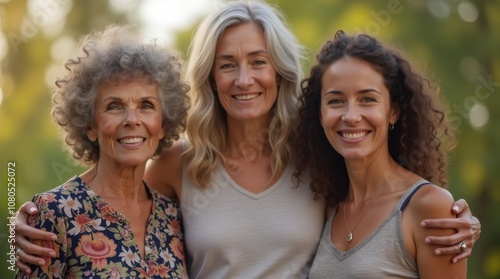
212, 22, 280, 124
88, 76, 165, 168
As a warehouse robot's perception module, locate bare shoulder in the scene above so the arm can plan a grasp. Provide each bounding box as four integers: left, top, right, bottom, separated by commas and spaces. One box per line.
144, 140, 185, 199
408, 184, 456, 220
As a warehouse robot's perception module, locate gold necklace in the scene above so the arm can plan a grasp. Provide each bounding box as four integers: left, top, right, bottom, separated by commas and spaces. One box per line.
343, 178, 388, 243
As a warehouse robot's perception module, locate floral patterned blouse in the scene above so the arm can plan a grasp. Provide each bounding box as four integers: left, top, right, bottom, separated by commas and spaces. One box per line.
15, 176, 188, 279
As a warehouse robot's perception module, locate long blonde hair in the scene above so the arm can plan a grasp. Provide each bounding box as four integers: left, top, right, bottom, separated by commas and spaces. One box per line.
184, 1, 304, 187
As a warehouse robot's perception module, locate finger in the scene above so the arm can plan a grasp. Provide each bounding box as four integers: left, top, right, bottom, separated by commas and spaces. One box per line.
425, 234, 465, 246
20, 201, 39, 215
451, 199, 469, 215
451, 249, 471, 263
421, 218, 470, 230
15, 258, 32, 275
16, 222, 57, 242
17, 248, 48, 266
16, 233, 56, 258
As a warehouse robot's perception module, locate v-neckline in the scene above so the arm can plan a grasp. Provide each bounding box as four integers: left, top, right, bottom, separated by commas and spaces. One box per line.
217, 162, 292, 200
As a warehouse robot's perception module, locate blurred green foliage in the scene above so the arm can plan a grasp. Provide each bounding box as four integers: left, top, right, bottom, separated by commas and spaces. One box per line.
1, 0, 498, 278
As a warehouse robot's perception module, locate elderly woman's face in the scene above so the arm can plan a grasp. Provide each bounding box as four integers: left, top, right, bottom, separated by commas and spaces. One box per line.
87, 76, 164, 167
212, 22, 280, 123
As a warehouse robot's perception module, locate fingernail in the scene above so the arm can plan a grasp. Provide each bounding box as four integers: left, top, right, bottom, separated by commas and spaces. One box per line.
452, 258, 457, 263
29, 207, 37, 213
51, 235, 57, 241
435, 250, 441, 255
38, 260, 45, 265
425, 238, 431, 244
49, 251, 56, 257
420, 221, 426, 227
25, 269, 31, 274
452, 206, 459, 212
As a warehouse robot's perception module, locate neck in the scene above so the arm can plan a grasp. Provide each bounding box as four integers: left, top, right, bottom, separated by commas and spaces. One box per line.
225, 117, 271, 159
80, 162, 148, 202
345, 156, 400, 204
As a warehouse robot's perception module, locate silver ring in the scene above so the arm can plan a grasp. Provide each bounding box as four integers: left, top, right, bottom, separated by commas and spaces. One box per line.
458, 242, 467, 254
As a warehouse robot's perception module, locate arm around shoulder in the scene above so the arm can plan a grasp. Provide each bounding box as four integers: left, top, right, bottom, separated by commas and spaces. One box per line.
407, 184, 467, 279
145, 140, 184, 200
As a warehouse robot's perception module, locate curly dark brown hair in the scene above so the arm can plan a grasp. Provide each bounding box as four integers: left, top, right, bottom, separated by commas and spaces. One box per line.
294, 30, 456, 206
52, 25, 190, 165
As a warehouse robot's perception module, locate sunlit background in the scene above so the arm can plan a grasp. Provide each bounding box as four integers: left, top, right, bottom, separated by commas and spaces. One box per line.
1, 0, 499, 277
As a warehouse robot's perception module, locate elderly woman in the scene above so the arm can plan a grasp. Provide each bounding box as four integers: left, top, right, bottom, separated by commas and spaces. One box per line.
14, 25, 189, 278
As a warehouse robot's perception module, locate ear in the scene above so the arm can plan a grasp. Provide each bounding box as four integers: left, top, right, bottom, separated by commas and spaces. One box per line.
319, 111, 324, 127
87, 126, 97, 142
389, 102, 400, 126
276, 74, 282, 88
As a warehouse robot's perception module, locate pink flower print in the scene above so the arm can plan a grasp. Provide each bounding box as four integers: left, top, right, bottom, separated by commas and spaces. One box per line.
75, 233, 117, 270
167, 219, 182, 236
38, 193, 57, 204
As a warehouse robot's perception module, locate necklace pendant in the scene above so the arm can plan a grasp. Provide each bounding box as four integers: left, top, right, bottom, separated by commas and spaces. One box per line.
346, 232, 353, 242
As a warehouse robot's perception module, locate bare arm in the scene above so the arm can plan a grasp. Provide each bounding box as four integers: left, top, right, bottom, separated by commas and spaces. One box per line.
408, 186, 467, 278
421, 198, 480, 263
144, 140, 184, 200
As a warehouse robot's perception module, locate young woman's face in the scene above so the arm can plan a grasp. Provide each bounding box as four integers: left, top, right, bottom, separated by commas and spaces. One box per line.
88, 76, 164, 168
212, 22, 280, 123
320, 57, 399, 162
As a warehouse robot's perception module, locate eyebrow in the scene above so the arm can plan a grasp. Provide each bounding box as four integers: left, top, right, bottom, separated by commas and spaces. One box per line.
215, 49, 269, 60
101, 96, 158, 103
324, 88, 382, 96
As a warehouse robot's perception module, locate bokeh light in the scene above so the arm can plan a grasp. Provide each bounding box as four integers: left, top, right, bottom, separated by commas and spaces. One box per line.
427, 0, 450, 19
458, 1, 479, 23
469, 103, 489, 129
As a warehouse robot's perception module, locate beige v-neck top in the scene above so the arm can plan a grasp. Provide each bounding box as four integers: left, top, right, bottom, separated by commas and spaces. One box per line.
181, 162, 326, 279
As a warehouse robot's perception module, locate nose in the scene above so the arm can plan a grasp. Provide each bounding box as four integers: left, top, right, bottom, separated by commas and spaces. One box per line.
124, 108, 140, 126
235, 67, 254, 88
341, 102, 362, 125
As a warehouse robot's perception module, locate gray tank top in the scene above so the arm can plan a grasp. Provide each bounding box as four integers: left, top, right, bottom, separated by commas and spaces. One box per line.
308, 180, 429, 279
181, 162, 326, 279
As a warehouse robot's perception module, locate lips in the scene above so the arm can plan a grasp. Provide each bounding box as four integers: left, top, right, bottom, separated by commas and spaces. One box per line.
117, 137, 145, 144
339, 131, 368, 139
232, 93, 260, 100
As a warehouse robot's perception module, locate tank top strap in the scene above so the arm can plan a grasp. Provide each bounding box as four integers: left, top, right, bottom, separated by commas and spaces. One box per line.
398, 180, 432, 211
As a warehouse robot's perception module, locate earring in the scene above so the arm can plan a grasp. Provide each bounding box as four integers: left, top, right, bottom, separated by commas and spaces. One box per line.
389, 123, 395, 131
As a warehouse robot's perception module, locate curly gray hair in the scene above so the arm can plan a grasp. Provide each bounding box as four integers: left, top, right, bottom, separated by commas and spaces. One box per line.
52, 25, 190, 165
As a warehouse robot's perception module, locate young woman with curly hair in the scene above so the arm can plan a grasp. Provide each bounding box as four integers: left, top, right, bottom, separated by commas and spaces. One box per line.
296, 30, 466, 278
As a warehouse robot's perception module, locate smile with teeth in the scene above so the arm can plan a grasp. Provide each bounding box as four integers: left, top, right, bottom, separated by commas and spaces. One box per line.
118, 137, 145, 144
233, 93, 260, 100
340, 132, 367, 139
